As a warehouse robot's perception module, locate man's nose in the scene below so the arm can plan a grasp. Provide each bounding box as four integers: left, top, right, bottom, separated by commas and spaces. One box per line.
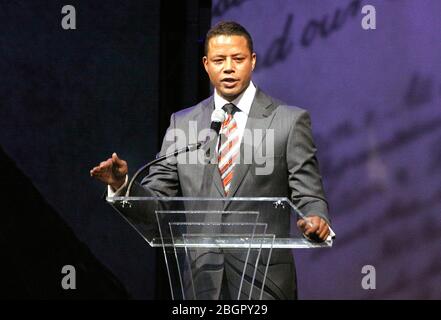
223, 58, 234, 73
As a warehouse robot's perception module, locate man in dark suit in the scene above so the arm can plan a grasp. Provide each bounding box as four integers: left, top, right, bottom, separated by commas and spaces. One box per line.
91, 21, 331, 299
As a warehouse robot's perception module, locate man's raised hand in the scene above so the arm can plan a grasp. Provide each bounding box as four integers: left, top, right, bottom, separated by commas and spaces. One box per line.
90, 153, 128, 190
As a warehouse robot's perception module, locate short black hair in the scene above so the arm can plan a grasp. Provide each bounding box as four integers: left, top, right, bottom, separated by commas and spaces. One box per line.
204, 21, 254, 55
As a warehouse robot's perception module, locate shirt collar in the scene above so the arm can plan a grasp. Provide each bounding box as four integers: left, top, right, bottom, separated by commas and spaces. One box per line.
214, 81, 256, 116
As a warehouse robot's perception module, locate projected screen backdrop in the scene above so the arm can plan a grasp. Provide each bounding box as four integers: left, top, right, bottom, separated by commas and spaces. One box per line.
212, 0, 441, 299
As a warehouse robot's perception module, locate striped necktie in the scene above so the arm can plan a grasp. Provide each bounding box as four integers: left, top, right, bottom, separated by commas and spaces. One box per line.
218, 103, 239, 195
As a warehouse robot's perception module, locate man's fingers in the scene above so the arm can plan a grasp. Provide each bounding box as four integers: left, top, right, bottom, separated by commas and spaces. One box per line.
299, 215, 332, 242
112, 153, 125, 167
297, 219, 307, 231
319, 227, 329, 240
317, 219, 326, 234
312, 218, 329, 240
99, 159, 112, 169
90, 158, 113, 177
304, 219, 319, 235
90, 167, 100, 176
90, 156, 127, 186
91, 164, 105, 174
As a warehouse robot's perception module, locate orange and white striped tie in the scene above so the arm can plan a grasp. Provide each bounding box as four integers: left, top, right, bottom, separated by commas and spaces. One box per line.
218, 103, 239, 195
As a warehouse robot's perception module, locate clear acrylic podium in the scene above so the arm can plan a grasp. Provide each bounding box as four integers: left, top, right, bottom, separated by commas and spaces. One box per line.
107, 196, 333, 300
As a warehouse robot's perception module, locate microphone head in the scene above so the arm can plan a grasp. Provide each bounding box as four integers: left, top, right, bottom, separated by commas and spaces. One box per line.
209, 109, 226, 135
211, 109, 226, 123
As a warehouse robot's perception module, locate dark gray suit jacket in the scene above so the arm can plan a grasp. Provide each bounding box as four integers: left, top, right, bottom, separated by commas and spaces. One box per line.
128, 88, 329, 299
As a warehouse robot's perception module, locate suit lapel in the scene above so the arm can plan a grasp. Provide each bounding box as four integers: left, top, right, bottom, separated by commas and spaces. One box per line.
226, 89, 277, 199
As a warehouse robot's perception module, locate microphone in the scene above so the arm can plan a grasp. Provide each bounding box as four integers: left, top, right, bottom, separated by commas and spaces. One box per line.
203, 108, 226, 158
123, 109, 226, 202
210, 108, 226, 136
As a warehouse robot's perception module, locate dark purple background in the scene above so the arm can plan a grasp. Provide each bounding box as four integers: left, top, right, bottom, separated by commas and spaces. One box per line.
213, 0, 441, 299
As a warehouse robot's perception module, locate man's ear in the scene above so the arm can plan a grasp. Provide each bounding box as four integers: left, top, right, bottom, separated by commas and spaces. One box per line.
251, 52, 256, 70
202, 56, 208, 72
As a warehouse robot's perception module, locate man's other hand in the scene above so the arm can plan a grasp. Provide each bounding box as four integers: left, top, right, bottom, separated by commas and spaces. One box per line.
297, 215, 330, 242
90, 153, 128, 190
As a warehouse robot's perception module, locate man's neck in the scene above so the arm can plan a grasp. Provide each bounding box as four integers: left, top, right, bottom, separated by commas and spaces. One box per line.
216, 82, 250, 102
214, 81, 256, 115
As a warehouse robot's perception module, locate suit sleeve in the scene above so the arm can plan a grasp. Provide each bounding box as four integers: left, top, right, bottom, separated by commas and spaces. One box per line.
286, 110, 330, 224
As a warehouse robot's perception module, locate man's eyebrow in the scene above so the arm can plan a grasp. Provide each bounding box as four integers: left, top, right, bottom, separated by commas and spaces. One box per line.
211, 53, 246, 58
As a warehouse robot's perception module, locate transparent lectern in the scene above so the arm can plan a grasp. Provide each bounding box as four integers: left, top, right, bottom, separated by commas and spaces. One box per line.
107, 196, 333, 300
